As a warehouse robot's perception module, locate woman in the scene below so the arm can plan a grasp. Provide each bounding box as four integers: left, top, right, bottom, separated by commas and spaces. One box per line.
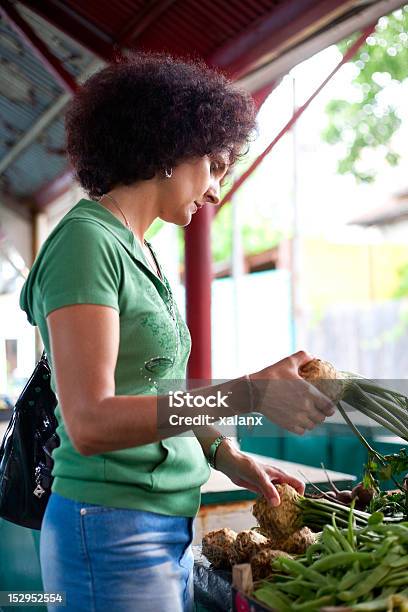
20, 52, 334, 612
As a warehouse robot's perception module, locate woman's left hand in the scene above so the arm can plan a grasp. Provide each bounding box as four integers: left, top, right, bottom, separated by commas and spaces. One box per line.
215, 441, 305, 507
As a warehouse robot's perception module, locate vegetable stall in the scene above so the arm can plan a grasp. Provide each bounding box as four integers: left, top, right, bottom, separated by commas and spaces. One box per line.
198, 360, 408, 611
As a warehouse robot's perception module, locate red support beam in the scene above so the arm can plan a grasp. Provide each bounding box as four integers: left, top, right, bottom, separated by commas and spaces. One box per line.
217, 23, 376, 211
0, 0, 79, 94
184, 205, 214, 381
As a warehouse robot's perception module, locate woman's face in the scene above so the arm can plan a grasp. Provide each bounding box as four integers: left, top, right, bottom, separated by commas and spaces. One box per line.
157, 153, 230, 226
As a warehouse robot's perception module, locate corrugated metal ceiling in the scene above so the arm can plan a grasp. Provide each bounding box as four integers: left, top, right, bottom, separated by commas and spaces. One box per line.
0, 3, 95, 202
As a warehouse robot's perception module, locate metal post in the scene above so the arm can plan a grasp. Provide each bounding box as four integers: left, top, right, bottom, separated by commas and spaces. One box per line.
185, 205, 213, 381
231, 175, 245, 375
290, 75, 305, 351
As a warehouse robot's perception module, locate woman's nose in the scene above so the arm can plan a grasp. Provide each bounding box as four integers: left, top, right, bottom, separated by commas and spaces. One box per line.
204, 187, 220, 206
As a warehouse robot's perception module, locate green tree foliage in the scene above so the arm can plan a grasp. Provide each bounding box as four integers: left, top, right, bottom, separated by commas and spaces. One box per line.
211, 202, 283, 263
211, 202, 232, 263
395, 262, 408, 298
322, 5, 408, 183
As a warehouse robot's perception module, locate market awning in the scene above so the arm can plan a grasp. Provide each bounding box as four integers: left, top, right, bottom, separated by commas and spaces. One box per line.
1, 0, 404, 211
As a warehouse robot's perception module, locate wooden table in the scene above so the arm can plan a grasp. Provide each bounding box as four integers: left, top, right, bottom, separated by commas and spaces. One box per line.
194, 452, 355, 544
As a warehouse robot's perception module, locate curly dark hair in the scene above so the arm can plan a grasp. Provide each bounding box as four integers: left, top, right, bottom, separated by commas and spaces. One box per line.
65, 52, 257, 199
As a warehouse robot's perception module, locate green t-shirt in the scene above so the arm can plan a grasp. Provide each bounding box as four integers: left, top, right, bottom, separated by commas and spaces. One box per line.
20, 198, 210, 517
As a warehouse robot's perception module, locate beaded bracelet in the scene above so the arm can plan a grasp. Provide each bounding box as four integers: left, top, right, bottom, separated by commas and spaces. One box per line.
208, 434, 229, 469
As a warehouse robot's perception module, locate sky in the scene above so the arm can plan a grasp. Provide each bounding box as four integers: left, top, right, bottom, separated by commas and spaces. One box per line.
234, 42, 408, 243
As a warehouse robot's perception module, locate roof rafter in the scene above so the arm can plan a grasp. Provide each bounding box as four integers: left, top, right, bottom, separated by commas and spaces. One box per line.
119, 0, 177, 47
0, 0, 78, 92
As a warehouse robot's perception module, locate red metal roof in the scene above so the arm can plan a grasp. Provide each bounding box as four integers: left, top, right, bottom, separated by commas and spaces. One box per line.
15, 0, 360, 77
1, 0, 405, 208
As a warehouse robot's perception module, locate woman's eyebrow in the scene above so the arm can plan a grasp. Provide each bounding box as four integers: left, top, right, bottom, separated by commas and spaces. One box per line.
216, 156, 229, 170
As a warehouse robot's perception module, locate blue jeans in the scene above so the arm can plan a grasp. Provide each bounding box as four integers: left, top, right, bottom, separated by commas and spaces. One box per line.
40, 492, 194, 612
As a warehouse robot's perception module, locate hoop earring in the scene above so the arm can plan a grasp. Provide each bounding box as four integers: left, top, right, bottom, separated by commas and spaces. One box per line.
165, 167, 173, 178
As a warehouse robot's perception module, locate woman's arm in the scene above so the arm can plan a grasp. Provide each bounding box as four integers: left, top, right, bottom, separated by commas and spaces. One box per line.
193, 425, 305, 505
214, 441, 306, 505
47, 303, 249, 455
47, 303, 160, 455
48, 303, 334, 456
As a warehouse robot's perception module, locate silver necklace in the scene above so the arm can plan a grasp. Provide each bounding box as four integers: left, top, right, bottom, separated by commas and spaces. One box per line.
99, 193, 162, 280
98, 192, 177, 320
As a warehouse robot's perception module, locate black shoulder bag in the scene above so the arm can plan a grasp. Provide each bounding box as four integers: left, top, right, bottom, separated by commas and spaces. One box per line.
0, 352, 59, 530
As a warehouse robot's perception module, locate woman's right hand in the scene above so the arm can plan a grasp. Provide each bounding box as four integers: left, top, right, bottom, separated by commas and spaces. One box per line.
249, 350, 335, 435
